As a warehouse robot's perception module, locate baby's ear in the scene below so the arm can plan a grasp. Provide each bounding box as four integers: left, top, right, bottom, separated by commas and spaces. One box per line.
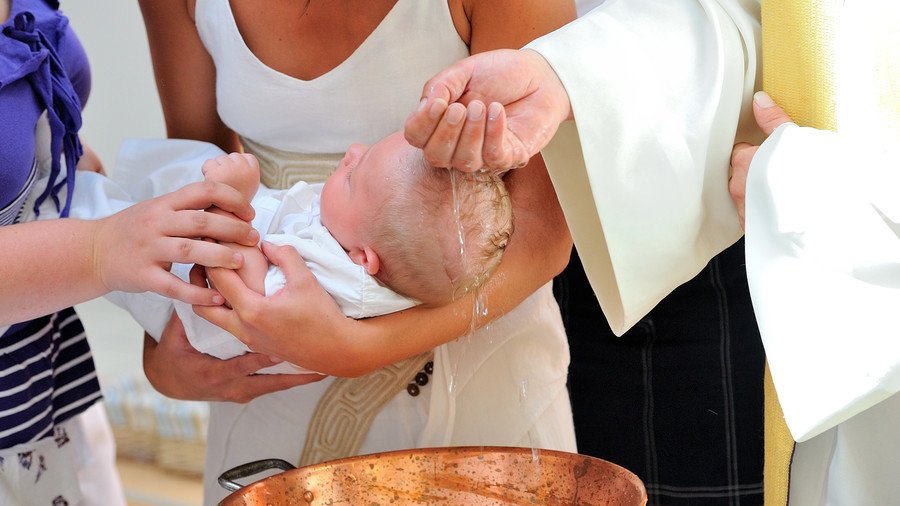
348, 246, 381, 276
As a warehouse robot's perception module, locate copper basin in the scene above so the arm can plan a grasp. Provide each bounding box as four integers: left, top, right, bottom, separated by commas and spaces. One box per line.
219, 446, 647, 505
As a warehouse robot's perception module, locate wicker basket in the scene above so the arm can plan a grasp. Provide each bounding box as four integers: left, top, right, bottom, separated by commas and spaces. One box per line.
153, 399, 209, 476
104, 377, 158, 462
103, 376, 209, 476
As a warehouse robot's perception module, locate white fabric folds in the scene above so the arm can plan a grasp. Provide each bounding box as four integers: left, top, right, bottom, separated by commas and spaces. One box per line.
526, 0, 762, 335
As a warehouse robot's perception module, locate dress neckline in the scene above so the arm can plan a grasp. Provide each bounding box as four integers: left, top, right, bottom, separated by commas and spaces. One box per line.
222, 0, 404, 84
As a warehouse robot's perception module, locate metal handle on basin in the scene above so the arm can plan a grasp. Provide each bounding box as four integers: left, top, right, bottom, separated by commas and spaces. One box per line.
218, 458, 297, 492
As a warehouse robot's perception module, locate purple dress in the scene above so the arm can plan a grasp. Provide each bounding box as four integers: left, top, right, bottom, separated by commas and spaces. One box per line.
0, 0, 101, 470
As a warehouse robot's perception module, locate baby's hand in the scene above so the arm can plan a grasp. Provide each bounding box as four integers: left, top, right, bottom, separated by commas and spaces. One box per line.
201, 153, 261, 201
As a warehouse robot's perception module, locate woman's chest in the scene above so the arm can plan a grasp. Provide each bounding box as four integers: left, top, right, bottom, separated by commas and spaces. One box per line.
227, 0, 400, 81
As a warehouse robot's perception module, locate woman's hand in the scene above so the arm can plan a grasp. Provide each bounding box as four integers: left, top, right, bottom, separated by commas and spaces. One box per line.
404, 49, 571, 171
143, 313, 325, 403
193, 242, 366, 376
0, 180, 260, 325
730, 92, 795, 229
93, 180, 259, 306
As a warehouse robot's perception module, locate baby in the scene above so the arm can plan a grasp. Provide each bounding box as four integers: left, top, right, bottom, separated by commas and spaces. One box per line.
203, 132, 512, 307
60, 132, 512, 373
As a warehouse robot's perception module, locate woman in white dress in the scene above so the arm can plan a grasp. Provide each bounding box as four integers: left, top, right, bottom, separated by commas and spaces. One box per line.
138, 0, 577, 503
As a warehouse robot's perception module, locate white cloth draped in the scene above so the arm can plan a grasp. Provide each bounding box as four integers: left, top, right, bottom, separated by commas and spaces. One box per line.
527, 0, 762, 335
746, 124, 900, 504
744, 1, 899, 502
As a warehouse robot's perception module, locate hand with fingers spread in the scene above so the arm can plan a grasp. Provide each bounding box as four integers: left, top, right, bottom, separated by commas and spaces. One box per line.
404, 49, 571, 172
92, 179, 259, 305
0, 179, 258, 325
143, 314, 324, 403
729, 91, 795, 229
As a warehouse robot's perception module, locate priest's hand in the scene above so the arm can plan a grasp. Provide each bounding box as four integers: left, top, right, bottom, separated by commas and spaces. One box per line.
142, 313, 324, 403
404, 49, 571, 172
730, 91, 794, 229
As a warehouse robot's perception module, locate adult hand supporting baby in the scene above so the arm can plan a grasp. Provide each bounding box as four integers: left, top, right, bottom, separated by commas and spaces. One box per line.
729, 92, 795, 229
143, 314, 324, 403
403, 49, 571, 171
194, 242, 366, 376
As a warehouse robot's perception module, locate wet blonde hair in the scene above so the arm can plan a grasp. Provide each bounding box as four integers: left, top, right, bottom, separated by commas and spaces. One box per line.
364, 153, 513, 306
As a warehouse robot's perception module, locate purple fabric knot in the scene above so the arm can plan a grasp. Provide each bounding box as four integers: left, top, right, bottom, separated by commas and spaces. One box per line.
3, 10, 83, 218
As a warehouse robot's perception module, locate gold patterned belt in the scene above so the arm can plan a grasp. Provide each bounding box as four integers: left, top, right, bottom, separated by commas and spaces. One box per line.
240, 136, 343, 187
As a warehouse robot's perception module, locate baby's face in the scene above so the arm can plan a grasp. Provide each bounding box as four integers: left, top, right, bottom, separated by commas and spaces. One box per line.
320, 131, 416, 251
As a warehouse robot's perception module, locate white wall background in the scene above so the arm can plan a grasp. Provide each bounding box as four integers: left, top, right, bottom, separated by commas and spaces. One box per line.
63, 1, 166, 384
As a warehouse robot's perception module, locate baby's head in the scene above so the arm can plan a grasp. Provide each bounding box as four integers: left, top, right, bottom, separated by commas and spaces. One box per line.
321, 132, 513, 306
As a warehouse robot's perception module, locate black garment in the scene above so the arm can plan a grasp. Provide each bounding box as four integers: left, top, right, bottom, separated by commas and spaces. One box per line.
554, 239, 764, 506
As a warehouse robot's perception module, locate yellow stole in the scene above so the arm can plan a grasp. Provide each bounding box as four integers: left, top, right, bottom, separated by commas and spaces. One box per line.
762, 1, 900, 504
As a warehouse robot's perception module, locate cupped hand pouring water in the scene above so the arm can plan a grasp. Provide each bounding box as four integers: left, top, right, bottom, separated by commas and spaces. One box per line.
404, 49, 572, 172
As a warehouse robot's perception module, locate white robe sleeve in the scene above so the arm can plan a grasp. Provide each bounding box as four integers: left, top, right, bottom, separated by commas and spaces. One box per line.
745, 123, 900, 442
525, 0, 762, 334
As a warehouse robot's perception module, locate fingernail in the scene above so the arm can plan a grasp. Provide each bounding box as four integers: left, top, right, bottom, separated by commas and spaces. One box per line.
417, 98, 427, 111
467, 101, 485, 121
232, 252, 243, 266
268, 355, 284, 365
247, 229, 260, 244
429, 99, 447, 120
212, 293, 224, 305
446, 104, 466, 126
754, 91, 775, 108
488, 102, 502, 122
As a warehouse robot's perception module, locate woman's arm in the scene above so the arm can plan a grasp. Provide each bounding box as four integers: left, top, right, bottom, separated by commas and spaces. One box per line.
0, 181, 257, 325
138, 0, 239, 151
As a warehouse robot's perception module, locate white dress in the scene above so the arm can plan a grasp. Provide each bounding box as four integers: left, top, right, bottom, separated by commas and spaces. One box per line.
194, 0, 576, 502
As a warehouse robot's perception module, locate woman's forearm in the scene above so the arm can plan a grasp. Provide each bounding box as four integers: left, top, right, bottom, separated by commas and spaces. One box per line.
0, 219, 107, 324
